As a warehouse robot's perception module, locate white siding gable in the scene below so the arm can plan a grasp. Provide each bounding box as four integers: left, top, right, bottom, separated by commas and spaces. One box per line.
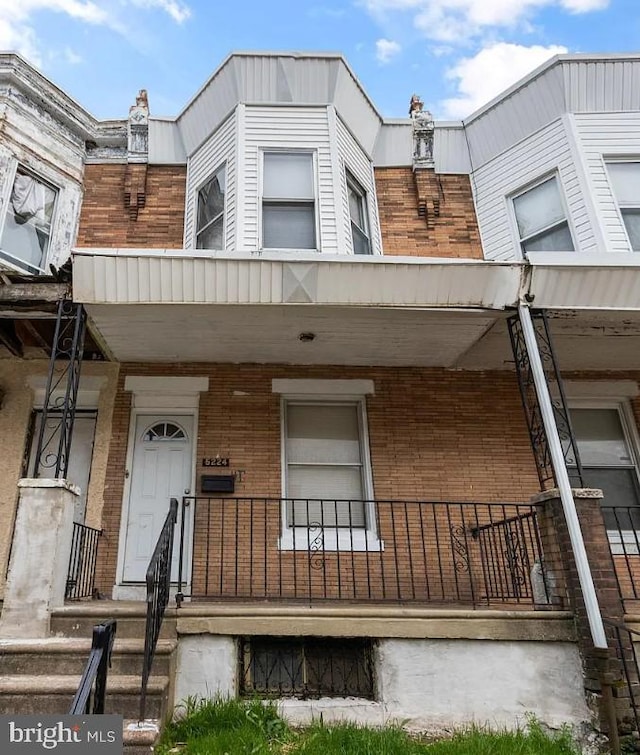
573, 112, 640, 254
184, 111, 236, 250
473, 117, 596, 261
335, 112, 382, 255
243, 105, 337, 253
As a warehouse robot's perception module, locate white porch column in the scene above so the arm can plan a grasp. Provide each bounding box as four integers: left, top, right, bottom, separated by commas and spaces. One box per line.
518, 304, 607, 649
0, 478, 79, 638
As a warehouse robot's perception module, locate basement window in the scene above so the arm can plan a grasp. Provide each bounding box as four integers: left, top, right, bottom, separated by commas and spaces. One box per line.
0, 167, 58, 274
240, 636, 375, 699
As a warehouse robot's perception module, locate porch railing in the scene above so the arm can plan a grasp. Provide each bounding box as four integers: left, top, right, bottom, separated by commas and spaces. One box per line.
603, 619, 640, 746
66, 522, 102, 600
140, 498, 178, 722
177, 498, 552, 608
69, 619, 117, 714
606, 506, 640, 611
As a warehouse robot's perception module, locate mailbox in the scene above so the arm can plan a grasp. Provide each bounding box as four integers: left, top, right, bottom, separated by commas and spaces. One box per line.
200, 474, 235, 494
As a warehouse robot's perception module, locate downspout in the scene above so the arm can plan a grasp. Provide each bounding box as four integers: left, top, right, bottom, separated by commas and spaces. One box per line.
518, 303, 607, 649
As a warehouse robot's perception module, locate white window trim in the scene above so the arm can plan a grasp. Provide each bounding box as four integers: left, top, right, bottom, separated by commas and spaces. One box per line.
278, 394, 382, 552
605, 158, 640, 252
194, 163, 226, 251
568, 397, 640, 554
0, 160, 60, 275
345, 168, 371, 256
510, 172, 575, 255
259, 148, 320, 252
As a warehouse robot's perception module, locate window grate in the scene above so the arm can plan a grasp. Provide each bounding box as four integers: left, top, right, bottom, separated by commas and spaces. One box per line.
240, 636, 375, 699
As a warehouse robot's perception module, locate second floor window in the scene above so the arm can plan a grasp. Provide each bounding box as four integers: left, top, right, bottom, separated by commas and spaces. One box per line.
512, 176, 574, 254
262, 152, 316, 249
607, 161, 640, 252
196, 165, 225, 249
0, 167, 57, 274
346, 171, 371, 255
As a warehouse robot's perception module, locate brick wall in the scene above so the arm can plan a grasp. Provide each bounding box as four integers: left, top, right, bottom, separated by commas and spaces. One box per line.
76, 164, 186, 248
375, 167, 483, 258
95, 364, 540, 594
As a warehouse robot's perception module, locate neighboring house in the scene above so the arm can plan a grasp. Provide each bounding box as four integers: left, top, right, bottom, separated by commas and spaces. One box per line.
1, 51, 640, 745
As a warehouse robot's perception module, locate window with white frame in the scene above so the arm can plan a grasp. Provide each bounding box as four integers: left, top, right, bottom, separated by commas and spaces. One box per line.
607, 161, 640, 252
346, 170, 371, 255
195, 165, 226, 249
262, 152, 316, 249
512, 176, 574, 254
0, 167, 57, 274
284, 400, 369, 528
567, 405, 640, 532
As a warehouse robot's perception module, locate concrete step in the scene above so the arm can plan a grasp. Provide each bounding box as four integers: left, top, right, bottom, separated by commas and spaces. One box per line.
123, 720, 161, 755
0, 674, 169, 719
51, 602, 177, 640
0, 638, 176, 676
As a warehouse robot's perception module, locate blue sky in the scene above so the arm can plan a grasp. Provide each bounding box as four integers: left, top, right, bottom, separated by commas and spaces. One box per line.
0, 0, 637, 121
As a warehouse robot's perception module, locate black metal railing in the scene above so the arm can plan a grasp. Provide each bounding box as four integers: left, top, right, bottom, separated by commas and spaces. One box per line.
66, 522, 102, 600
605, 507, 640, 611
507, 310, 583, 491
177, 498, 552, 608
140, 498, 178, 721
604, 619, 640, 742
69, 619, 117, 714
33, 299, 87, 479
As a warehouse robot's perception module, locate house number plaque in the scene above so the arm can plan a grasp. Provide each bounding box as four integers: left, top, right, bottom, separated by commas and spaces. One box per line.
202, 457, 230, 467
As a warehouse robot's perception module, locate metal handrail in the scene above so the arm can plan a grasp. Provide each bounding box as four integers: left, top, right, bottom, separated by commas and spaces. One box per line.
66, 522, 102, 600
69, 619, 117, 714
140, 498, 178, 721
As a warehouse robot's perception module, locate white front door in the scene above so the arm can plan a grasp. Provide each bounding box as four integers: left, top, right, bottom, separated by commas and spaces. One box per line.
122, 415, 193, 582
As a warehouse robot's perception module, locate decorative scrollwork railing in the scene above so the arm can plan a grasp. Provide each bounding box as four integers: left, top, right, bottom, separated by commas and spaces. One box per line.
33, 299, 87, 479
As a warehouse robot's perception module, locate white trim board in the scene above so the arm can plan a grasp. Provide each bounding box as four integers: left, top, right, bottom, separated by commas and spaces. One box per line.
272, 379, 374, 395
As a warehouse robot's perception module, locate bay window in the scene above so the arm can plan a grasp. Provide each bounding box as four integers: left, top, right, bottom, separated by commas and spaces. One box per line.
512, 176, 574, 254
607, 161, 640, 252
262, 152, 316, 249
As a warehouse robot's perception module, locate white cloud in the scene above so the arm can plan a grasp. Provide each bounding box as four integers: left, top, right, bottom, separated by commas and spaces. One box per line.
0, 0, 191, 65
362, 0, 610, 43
376, 37, 401, 63
63, 46, 82, 64
441, 42, 568, 118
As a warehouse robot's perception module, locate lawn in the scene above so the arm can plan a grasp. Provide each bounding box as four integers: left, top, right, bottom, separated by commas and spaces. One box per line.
156, 698, 579, 755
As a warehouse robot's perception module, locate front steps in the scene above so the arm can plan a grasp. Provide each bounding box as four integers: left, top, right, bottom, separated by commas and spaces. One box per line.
0, 602, 178, 754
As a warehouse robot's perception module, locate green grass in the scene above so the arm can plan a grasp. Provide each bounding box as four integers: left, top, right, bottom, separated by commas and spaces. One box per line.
156, 698, 579, 755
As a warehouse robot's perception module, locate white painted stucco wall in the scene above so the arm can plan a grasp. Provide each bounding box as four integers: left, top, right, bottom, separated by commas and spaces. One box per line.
173, 634, 590, 732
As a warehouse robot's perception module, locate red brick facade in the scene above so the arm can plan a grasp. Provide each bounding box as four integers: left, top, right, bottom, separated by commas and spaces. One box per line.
374, 167, 483, 258
76, 164, 187, 248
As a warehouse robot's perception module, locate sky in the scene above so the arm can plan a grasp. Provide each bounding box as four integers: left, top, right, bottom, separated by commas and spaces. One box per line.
0, 0, 637, 122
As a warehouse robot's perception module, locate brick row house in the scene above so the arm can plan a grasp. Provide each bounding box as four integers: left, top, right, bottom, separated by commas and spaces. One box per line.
1, 50, 640, 746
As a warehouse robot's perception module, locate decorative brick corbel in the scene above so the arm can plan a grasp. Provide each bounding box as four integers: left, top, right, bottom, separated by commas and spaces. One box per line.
124, 89, 149, 220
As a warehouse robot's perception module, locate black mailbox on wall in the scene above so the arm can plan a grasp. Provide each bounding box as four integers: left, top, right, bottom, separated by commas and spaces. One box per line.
201, 474, 235, 494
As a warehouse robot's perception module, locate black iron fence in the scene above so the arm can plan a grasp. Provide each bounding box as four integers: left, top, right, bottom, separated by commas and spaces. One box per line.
606, 507, 640, 611
140, 498, 178, 721
177, 498, 552, 608
603, 619, 640, 746
69, 619, 117, 714
66, 522, 102, 600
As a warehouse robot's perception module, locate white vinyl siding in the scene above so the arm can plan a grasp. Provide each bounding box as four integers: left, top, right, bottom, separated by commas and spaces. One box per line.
335, 114, 381, 255
244, 106, 336, 253
185, 111, 236, 250
472, 117, 594, 261
572, 112, 640, 254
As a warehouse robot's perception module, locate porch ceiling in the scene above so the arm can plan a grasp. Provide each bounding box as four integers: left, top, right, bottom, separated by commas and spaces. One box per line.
85, 303, 500, 366
458, 310, 640, 371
